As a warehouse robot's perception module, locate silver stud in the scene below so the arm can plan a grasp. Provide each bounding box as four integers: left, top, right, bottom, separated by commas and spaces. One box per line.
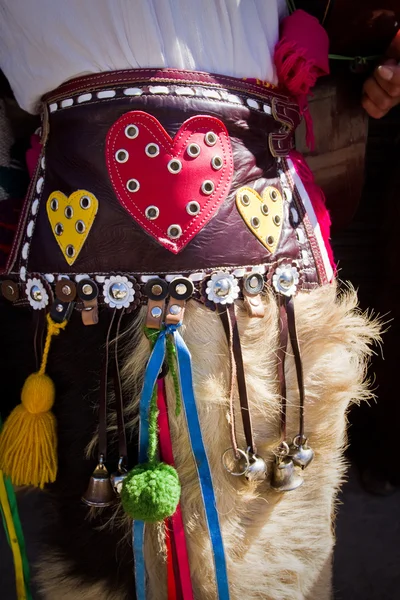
80, 195, 91, 209
278, 270, 295, 291
267, 235, 274, 245
50, 198, 58, 211
186, 201, 200, 216
66, 245, 75, 258
167, 159, 182, 174
175, 283, 187, 296
201, 180, 214, 195
110, 282, 128, 300
30, 285, 43, 302
82, 283, 93, 295
205, 131, 217, 146
145, 143, 160, 157
62, 285, 72, 296
250, 216, 260, 229
249, 276, 259, 289
65, 206, 73, 219
125, 124, 139, 139
169, 304, 181, 315
211, 156, 223, 170
76, 220, 86, 234
56, 304, 64, 312
167, 224, 182, 239
127, 179, 140, 193
214, 278, 232, 297
273, 215, 281, 226
115, 149, 129, 163
270, 189, 278, 201
187, 143, 201, 158
151, 306, 163, 318
241, 193, 250, 206
261, 204, 269, 216
151, 284, 163, 296
55, 223, 64, 236
145, 206, 159, 220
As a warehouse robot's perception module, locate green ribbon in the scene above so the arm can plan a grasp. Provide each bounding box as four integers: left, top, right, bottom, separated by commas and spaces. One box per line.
0, 415, 32, 600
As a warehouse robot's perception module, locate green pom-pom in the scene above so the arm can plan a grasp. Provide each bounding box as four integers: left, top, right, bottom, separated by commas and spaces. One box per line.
121, 462, 181, 522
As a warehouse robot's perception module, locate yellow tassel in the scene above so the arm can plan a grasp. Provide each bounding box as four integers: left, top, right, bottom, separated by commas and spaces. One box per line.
0, 314, 67, 488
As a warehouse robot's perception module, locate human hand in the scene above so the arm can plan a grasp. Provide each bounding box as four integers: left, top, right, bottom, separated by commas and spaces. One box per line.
362, 59, 400, 119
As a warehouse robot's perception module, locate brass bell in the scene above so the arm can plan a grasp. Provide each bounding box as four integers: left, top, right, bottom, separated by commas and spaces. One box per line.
245, 454, 268, 482
82, 461, 116, 507
289, 436, 314, 470
110, 458, 128, 496
270, 457, 304, 492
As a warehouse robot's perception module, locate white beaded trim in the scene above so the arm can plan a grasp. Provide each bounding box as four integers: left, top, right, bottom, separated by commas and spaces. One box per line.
46, 84, 274, 116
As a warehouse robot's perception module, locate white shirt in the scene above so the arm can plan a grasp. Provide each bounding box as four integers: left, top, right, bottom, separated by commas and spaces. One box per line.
0, 0, 287, 114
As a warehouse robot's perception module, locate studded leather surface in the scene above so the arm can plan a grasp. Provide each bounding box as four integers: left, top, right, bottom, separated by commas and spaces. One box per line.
7, 69, 322, 288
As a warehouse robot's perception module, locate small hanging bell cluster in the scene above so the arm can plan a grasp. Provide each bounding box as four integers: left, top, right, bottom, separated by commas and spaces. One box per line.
218, 265, 314, 493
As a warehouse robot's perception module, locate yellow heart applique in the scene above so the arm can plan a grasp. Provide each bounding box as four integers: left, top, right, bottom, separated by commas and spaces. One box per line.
236, 186, 283, 254
46, 190, 99, 266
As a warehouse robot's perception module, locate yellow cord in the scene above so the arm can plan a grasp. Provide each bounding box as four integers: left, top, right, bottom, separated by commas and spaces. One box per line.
39, 314, 67, 375
0, 472, 26, 599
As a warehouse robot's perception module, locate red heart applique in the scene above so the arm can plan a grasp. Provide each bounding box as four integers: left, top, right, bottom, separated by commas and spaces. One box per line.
106, 111, 233, 253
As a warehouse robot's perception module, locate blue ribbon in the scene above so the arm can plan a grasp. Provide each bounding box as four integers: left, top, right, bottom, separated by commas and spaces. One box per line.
172, 329, 230, 600
133, 325, 230, 600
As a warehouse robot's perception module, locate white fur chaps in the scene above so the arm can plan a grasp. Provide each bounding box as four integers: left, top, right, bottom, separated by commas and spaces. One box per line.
36, 281, 380, 600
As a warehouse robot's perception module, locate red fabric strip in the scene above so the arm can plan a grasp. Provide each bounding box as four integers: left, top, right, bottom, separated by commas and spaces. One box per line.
157, 379, 194, 600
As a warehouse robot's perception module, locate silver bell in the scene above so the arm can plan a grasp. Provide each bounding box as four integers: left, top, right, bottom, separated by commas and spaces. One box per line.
110, 458, 128, 495
82, 462, 116, 507
289, 436, 314, 470
270, 457, 304, 492
245, 454, 268, 482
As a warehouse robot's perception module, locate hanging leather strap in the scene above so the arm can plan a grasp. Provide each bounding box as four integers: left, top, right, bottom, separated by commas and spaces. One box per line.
112, 308, 128, 463
218, 304, 257, 456
98, 309, 117, 461
285, 297, 305, 439
277, 299, 289, 440
217, 306, 239, 457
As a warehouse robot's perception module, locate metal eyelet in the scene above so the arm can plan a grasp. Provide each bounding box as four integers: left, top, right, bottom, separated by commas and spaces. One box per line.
115, 149, 129, 163
205, 131, 217, 146
50, 198, 58, 211
80, 195, 91, 209
266, 235, 274, 245
167, 224, 182, 239
126, 179, 140, 193
243, 273, 264, 296
66, 244, 75, 258
65, 206, 73, 219
250, 216, 260, 229
145, 143, 160, 157
187, 143, 201, 158
261, 204, 269, 216
145, 206, 160, 220
55, 223, 64, 236
240, 192, 250, 206
169, 277, 194, 300
167, 159, 182, 174
270, 189, 278, 201
211, 156, 223, 170
125, 124, 139, 139
77, 278, 98, 301
144, 278, 169, 301
76, 220, 86, 234
186, 201, 201, 216
201, 180, 214, 195
273, 215, 281, 226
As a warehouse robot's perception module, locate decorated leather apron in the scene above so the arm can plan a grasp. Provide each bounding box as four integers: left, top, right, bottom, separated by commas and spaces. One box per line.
0, 69, 377, 600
